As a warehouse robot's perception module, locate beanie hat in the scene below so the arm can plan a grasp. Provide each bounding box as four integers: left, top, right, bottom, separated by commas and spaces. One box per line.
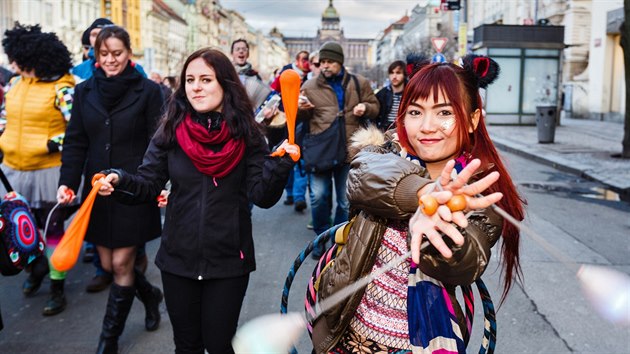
86, 18, 114, 35
81, 28, 90, 46
319, 42, 344, 65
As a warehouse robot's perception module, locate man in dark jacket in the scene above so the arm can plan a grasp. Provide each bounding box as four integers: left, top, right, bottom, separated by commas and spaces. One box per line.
297, 41, 379, 258
375, 60, 406, 131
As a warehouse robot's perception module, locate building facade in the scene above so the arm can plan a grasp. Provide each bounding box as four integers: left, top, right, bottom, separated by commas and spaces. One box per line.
376, 15, 409, 70
0, 0, 100, 65
282, 0, 371, 75
464, 0, 624, 121
101, 0, 142, 53
585, 2, 624, 122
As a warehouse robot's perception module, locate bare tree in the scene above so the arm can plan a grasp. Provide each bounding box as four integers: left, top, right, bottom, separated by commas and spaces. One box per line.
619, 0, 630, 158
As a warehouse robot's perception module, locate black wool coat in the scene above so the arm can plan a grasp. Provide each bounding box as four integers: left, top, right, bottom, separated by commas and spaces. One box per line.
111, 128, 294, 280
59, 76, 164, 248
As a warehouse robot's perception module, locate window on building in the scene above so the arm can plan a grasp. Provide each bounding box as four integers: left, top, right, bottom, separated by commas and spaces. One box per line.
45, 3, 53, 27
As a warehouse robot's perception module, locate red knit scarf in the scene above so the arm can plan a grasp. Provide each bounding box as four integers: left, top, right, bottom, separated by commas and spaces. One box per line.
175, 113, 245, 178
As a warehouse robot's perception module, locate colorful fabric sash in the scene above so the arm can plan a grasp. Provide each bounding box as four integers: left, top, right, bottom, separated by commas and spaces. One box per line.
407, 152, 470, 353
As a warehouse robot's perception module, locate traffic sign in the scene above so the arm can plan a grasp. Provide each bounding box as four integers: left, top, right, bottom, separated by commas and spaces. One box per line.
432, 53, 446, 63
431, 37, 448, 53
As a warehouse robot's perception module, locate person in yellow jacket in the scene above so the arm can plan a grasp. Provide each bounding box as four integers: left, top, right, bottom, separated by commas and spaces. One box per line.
0, 23, 77, 316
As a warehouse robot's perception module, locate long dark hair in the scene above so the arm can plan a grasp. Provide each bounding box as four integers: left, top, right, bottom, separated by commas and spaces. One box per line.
155, 48, 260, 147
396, 61, 526, 302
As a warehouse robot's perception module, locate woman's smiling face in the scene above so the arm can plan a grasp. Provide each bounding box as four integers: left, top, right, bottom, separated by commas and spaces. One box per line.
97, 37, 131, 77
403, 88, 460, 165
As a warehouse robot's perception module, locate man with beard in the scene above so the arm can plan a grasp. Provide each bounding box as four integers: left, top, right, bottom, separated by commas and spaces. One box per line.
297, 41, 379, 258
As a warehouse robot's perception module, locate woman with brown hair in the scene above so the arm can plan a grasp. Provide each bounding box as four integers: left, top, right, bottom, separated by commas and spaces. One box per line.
96, 48, 296, 353
57, 26, 164, 353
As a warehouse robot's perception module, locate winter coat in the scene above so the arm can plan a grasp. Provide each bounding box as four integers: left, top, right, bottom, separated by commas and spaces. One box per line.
110, 128, 294, 280
311, 128, 504, 353
0, 74, 75, 170
59, 75, 163, 248
297, 71, 379, 143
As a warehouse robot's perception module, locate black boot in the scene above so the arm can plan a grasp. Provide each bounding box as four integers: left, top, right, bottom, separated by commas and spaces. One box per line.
96, 283, 135, 354
134, 269, 163, 331
42, 279, 66, 316
22, 255, 49, 296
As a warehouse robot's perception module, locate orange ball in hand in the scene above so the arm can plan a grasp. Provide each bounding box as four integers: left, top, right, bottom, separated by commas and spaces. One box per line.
446, 195, 467, 212
419, 194, 438, 216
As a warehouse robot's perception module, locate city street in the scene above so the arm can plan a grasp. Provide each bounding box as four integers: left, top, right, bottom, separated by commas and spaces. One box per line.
0, 150, 629, 353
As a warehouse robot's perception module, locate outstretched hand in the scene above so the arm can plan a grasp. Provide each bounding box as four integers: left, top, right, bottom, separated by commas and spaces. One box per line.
410, 158, 503, 263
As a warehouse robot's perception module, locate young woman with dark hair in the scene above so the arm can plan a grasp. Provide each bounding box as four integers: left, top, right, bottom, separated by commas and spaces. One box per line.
0, 23, 76, 317
96, 48, 296, 353
56, 26, 164, 353
310, 56, 526, 353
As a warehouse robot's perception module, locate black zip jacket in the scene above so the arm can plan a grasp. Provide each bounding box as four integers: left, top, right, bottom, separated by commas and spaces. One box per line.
110, 130, 294, 280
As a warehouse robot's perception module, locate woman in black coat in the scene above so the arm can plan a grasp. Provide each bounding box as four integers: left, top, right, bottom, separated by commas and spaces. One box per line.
57, 26, 163, 353
96, 48, 296, 353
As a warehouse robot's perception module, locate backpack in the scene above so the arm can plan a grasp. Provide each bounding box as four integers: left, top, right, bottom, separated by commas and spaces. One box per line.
0, 168, 45, 276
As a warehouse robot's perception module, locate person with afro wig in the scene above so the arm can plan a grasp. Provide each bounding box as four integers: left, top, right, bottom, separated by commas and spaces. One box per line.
0, 22, 78, 316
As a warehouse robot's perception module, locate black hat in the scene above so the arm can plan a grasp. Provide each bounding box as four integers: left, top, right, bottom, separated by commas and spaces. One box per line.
86, 18, 113, 35
81, 28, 90, 46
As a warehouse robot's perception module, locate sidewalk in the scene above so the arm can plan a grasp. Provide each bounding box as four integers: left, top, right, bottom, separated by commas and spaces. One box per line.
487, 117, 630, 196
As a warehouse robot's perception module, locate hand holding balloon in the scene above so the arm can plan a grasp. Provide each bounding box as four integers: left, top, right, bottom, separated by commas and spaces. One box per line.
96, 173, 120, 196
56, 185, 76, 204
157, 190, 169, 207
270, 139, 301, 162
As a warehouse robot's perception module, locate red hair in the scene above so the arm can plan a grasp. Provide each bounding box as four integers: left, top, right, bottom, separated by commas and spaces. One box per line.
396, 63, 526, 301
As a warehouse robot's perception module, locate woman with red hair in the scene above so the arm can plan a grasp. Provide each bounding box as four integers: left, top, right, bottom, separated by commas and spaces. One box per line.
310, 55, 526, 353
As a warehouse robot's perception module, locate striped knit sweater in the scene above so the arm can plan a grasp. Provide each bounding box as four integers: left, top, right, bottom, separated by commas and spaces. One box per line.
349, 223, 411, 350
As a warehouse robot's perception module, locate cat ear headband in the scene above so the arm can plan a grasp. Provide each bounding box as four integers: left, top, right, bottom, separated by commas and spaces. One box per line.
404, 53, 500, 89
460, 54, 500, 89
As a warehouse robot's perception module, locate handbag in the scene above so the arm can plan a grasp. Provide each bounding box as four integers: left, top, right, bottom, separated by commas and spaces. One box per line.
0, 167, 45, 276
301, 114, 347, 173
301, 74, 363, 173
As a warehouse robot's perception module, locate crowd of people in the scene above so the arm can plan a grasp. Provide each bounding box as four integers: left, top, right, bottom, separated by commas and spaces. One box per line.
0, 17, 525, 354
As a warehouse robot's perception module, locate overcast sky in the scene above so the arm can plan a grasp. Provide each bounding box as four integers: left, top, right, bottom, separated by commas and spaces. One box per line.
220, 0, 429, 39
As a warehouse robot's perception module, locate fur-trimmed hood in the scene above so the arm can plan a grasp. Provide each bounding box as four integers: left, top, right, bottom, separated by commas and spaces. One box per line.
348, 125, 402, 161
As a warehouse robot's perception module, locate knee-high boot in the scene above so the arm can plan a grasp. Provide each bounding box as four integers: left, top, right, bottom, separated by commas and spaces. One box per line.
134, 269, 163, 331
96, 283, 135, 354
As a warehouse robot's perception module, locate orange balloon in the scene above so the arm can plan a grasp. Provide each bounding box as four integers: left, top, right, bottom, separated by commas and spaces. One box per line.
50, 174, 105, 271
279, 70, 301, 145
